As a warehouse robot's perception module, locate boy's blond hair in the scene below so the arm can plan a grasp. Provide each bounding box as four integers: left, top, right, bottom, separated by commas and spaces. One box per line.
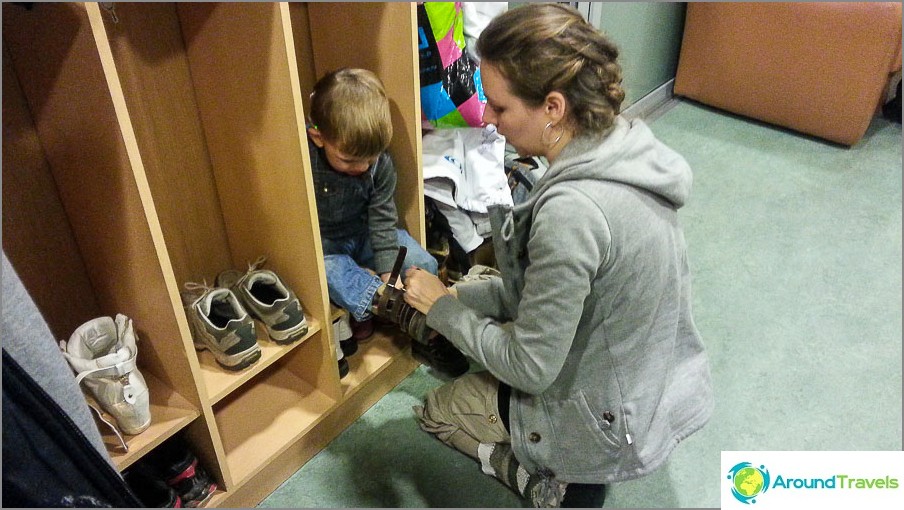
309, 68, 393, 159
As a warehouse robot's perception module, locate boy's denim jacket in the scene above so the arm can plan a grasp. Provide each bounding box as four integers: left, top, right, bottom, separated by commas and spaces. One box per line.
308, 137, 401, 274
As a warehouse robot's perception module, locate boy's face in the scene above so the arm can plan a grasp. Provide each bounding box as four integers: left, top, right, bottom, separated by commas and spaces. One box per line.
308, 128, 377, 176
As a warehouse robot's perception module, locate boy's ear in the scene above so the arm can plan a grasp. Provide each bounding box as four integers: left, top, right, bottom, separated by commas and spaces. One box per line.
308, 127, 325, 148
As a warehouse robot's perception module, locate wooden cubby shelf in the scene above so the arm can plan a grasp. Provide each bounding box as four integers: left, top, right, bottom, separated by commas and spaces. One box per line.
104, 372, 200, 471
2, 2, 426, 505
342, 328, 412, 396
215, 346, 336, 486
198, 317, 323, 405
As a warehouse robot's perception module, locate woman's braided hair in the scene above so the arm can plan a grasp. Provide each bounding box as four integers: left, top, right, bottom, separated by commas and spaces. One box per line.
476, 3, 625, 136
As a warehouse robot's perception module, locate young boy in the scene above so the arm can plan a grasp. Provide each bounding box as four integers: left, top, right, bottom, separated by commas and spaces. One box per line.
307, 68, 468, 378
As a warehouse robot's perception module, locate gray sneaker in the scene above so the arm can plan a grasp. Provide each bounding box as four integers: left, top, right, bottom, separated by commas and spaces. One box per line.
181, 283, 261, 371
60, 314, 151, 435
216, 257, 308, 345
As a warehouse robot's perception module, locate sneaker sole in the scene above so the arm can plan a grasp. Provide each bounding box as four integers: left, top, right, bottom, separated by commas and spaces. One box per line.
183, 483, 217, 508
265, 320, 308, 345
194, 341, 262, 371
118, 415, 152, 436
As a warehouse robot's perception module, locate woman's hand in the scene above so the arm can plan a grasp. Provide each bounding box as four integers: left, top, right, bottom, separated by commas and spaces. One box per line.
403, 267, 451, 314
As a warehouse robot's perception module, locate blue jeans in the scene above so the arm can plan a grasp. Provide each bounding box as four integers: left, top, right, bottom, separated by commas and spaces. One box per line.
322, 229, 438, 322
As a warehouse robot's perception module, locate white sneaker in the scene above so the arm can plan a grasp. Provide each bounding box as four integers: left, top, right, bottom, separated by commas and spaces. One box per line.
333, 316, 351, 378
334, 313, 353, 341
60, 314, 151, 435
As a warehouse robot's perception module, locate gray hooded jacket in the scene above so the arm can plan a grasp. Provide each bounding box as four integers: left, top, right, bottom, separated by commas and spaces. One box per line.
427, 116, 714, 483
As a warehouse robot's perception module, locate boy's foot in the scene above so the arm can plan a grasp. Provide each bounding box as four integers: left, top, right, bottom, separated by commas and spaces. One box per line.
372, 282, 431, 343
411, 334, 469, 378
350, 317, 375, 341
370, 246, 432, 342
340, 338, 359, 357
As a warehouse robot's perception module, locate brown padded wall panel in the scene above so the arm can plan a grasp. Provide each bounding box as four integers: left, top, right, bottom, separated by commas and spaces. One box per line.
674, 2, 902, 146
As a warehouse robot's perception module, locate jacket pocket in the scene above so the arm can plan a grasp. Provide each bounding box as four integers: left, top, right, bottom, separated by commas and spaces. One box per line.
315, 175, 366, 227
574, 390, 623, 449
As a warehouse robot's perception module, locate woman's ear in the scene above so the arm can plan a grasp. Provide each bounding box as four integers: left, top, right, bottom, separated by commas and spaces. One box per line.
307, 127, 325, 148
544, 91, 568, 123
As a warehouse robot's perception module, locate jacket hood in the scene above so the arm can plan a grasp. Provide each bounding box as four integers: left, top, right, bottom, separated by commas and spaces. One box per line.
532, 116, 692, 208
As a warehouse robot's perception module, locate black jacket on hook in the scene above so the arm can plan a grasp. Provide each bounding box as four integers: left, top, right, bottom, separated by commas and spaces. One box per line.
3, 350, 142, 507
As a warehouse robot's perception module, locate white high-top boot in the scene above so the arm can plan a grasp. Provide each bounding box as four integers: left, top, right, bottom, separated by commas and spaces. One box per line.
61, 314, 151, 435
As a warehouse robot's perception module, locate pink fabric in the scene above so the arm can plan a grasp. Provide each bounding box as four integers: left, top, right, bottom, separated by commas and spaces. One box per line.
457, 94, 486, 128
436, 30, 463, 69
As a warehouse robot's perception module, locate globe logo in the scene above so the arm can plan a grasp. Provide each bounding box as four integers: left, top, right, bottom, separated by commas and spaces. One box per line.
727, 462, 771, 504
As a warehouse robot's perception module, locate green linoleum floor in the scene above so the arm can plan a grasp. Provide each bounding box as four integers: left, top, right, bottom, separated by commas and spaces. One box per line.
259, 101, 903, 508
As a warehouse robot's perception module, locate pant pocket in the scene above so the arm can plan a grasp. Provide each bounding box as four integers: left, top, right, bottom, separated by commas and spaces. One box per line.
419, 372, 509, 445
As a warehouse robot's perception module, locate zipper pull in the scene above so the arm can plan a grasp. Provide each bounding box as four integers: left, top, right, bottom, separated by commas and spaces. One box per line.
100, 3, 119, 23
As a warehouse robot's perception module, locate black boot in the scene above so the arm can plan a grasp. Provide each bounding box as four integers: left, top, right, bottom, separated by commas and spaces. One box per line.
123, 461, 181, 508
374, 246, 469, 378
143, 436, 217, 508
373, 283, 433, 343
411, 334, 470, 378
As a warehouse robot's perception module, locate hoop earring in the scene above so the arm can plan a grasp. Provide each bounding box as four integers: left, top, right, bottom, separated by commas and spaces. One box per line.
541, 121, 565, 147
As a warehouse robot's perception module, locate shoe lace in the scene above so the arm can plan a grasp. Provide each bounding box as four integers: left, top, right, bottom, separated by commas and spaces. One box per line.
183, 280, 212, 293
183, 280, 214, 307
245, 255, 268, 273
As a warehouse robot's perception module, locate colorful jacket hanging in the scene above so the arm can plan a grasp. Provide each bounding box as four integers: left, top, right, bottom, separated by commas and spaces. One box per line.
418, 2, 486, 128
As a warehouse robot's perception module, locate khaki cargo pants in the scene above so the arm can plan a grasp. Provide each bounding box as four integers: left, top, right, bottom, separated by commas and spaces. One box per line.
413, 371, 510, 460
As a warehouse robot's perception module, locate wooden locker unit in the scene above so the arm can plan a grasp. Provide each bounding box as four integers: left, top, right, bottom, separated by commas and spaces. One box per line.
2, 1, 202, 473
2, 2, 423, 506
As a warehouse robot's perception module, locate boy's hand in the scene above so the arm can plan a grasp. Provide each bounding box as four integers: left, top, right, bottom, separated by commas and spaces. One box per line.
379, 272, 404, 290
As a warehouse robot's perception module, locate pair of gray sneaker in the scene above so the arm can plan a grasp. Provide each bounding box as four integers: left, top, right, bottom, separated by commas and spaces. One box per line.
181, 258, 308, 371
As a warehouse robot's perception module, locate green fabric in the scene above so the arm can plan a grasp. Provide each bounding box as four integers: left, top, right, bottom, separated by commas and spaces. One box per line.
424, 2, 465, 49
432, 109, 467, 129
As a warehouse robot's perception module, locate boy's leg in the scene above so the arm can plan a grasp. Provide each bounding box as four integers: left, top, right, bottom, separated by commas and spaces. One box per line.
396, 229, 439, 276
323, 254, 382, 323
355, 229, 438, 277
358, 232, 468, 377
